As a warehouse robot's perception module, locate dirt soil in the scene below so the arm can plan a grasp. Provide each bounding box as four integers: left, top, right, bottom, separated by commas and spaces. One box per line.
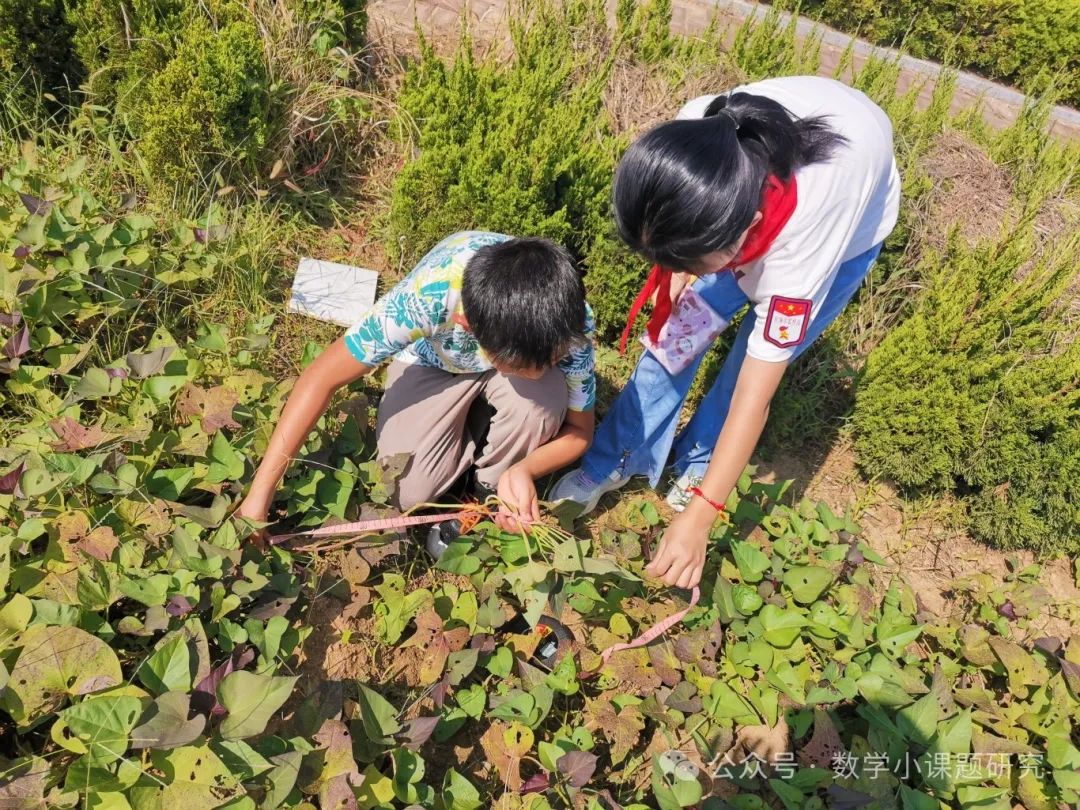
754, 441, 1080, 638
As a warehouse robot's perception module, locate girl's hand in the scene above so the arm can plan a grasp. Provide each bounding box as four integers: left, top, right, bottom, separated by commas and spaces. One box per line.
645, 508, 709, 588
495, 462, 539, 533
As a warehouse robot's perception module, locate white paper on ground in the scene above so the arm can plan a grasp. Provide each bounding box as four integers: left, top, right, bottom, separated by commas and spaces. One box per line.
287, 258, 380, 326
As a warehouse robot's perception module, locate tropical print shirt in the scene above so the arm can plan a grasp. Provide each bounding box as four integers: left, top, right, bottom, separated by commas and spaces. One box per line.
344, 231, 596, 411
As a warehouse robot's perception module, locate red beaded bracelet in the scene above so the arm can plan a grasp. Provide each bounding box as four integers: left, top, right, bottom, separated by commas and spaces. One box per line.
688, 485, 725, 513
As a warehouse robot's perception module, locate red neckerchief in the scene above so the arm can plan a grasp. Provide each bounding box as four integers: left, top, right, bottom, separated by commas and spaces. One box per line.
619, 174, 798, 354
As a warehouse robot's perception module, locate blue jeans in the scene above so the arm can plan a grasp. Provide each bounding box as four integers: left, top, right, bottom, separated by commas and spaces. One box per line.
583, 243, 883, 487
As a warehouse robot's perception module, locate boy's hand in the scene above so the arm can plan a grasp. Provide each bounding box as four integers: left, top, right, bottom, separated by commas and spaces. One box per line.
495, 462, 539, 533
234, 496, 271, 546
645, 509, 708, 588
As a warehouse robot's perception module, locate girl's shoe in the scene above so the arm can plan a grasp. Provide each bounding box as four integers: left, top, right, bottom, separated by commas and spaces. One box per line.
549, 468, 630, 515
665, 470, 704, 513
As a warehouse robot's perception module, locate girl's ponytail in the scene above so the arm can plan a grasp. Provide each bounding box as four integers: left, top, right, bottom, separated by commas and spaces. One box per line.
613, 90, 847, 270
704, 93, 846, 180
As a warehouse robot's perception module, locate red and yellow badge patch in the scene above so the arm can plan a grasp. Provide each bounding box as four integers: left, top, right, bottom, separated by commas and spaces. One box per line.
764, 296, 811, 348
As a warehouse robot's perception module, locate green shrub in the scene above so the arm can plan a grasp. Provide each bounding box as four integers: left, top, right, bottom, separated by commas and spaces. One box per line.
796, 0, 1080, 107
3, 0, 370, 200
65, 0, 199, 113
385, 0, 643, 338
853, 227, 1080, 554
0, 0, 80, 96
136, 18, 271, 191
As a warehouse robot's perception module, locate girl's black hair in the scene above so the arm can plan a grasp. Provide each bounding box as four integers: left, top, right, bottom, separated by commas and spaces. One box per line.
613, 91, 849, 270
462, 237, 587, 370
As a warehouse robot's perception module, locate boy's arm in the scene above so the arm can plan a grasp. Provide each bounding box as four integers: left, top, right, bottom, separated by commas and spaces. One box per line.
237, 338, 373, 528
519, 408, 595, 478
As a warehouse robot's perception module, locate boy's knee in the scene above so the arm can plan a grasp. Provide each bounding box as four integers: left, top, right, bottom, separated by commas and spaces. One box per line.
391, 465, 442, 512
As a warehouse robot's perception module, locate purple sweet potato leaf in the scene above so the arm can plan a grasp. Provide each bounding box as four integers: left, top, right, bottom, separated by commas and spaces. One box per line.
0, 462, 25, 497
19, 193, 51, 216
396, 715, 440, 750
520, 772, 550, 794
556, 751, 597, 789
2, 324, 30, 359
192, 645, 255, 716
1033, 637, 1063, 656
165, 594, 193, 618
431, 674, 451, 709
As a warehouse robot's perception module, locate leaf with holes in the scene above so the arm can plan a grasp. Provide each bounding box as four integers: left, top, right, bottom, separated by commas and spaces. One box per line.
782, 566, 834, 604
1, 625, 123, 725
730, 539, 771, 583
60, 695, 143, 765
988, 636, 1047, 696
479, 721, 533, 791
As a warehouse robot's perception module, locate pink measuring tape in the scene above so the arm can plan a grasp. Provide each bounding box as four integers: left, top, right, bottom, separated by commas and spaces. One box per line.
269, 510, 701, 675
583, 585, 700, 676
267, 509, 481, 545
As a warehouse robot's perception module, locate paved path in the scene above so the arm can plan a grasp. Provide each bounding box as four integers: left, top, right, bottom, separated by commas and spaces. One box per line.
369, 0, 1080, 140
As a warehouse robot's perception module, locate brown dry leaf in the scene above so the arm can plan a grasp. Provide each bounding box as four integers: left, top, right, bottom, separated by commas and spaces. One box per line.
605, 647, 663, 693
116, 497, 174, 538
797, 709, 844, 768
176, 383, 241, 434
585, 697, 646, 765
400, 609, 469, 685
672, 619, 724, 676
504, 630, 542, 662
51, 512, 118, 562
479, 721, 532, 791
54, 511, 91, 543
340, 549, 371, 589
648, 641, 683, 687
49, 416, 116, 451
731, 715, 791, 768
79, 526, 118, 562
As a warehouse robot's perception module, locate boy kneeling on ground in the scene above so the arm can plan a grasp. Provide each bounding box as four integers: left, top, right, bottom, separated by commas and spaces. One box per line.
238, 231, 596, 537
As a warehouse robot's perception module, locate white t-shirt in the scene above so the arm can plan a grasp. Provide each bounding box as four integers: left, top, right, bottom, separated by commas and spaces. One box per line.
676, 76, 901, 362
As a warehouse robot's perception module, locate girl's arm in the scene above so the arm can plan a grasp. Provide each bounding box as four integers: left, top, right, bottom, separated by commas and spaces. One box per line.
237, 338, 374, 529
495, 408, 594, 531
645, 356, 788, 587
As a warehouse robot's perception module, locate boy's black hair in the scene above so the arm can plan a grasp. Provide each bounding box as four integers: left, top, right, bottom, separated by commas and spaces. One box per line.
613, 91, 849, 270
462, 238, 587, 370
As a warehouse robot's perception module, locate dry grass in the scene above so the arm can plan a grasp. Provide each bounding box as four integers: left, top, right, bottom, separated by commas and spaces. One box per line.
921, 130, 1012, 249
